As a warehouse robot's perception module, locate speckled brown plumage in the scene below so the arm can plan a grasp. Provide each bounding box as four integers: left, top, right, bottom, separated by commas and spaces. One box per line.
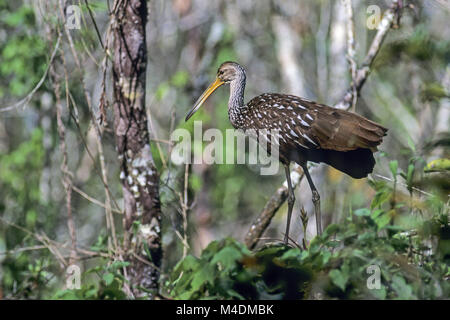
232, 92, 387, 178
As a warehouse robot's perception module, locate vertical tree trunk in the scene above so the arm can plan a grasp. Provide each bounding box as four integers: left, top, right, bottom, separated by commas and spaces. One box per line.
112, 0, 162, 298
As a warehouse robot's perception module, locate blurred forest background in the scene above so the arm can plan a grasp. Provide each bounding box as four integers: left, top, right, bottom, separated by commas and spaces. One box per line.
0, 0, 449, 299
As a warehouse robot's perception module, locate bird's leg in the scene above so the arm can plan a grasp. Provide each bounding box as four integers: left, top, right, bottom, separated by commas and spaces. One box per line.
284, 164, 295, 244
301, 163, 322, 236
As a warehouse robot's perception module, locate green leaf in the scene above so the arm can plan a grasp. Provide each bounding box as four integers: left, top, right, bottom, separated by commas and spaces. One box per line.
406, 163, 415, 188
389, 160, 398, 178
354, 208, 371, 217
103, 273, 114, 286
329, 269, 349, 291
109, 261, 130, 271
424, 158, 450, 173
392, 275, 414, 299
369, 286, 387, 300
374, 212, 392, 230
406, 136, 416, 153
371, 209, 384, 219
322, 224, 340, 238
280, 248, 302, 261
211, 246, 243, 272
191, 264, 215, 292
371, 189, 391, 209
174, 255, 199, 275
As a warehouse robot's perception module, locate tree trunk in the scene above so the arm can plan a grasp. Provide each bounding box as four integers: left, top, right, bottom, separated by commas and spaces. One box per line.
112, 0, 162, 298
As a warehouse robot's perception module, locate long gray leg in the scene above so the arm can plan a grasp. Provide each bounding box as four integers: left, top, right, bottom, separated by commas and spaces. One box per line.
301, 163, 322, 236
284, 164, 295, 244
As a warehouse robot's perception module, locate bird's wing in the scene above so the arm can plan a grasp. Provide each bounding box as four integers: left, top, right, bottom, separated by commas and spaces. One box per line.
246, 93, 387, 152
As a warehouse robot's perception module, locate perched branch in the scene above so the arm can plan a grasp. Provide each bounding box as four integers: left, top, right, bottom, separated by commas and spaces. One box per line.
335, 0, 401, 110
245, 0, 403, 249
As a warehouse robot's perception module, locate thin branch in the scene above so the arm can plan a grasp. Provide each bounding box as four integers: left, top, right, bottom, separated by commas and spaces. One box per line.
335, 0, 401, 110
58, 1, 123, 258
83, 0, 105, 49
72, 185, 123, 214
50, 49, 78, 265
182, 164, 190, 258
344, 0, 358, 112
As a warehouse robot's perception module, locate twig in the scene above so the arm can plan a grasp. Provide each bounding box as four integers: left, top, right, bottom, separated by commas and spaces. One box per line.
50, 49, 78, 265
58, 0, 122, 259
335, 0, 400, 110
72, 185, 123, 214
182, 163, 190, 258
0, 217, 67, 269
373, 174, 434, 197
300, 206, 309, 250
344, 0, 358, 112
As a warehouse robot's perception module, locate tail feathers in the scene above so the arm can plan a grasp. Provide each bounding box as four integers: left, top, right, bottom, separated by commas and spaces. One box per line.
353, 118, 388, 151
312, 107, 388, 152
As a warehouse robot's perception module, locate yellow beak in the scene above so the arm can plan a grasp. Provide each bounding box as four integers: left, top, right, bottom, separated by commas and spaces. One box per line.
185, 77, 224, 121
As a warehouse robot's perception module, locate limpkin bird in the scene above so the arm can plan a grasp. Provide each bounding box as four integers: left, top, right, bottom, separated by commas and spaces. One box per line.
186, 61, 387, 243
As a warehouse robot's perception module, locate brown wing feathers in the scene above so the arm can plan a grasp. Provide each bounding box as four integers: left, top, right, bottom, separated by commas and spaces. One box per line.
310, 106, 387, 152
245, 94, 387, 178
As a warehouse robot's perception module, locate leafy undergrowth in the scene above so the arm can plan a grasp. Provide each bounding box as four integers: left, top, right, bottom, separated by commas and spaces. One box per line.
166, 159, 450, 300
49, 160, 450, 300
167, 214, 450, 300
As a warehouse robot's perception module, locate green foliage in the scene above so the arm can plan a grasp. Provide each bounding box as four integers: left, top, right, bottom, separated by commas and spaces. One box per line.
168, 178, 449, 300
169, 212, 449, 300
0, 129, 60, 298
53, 262, 129, 300
0, 2, 47, 97
168, 238, 314, 299
0, 129, 44, 205
425, 159, 450, 173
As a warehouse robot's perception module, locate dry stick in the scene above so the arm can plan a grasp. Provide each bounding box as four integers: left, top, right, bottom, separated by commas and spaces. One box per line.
0, 218, 111, 261
95, 19, 119, 256
344, 0, 358, 112
72, 185, 122, 214
336, 0, 400, 110
83, 0, 105, 49
182, 163, 190, 258
173, 164, 191, 257
57, 0, 121, 257
51, 55, 78, 265
56, 4, 129, 294
245, 1, 402, 249
45, 18, 77, 265
67, 91, 121, 214
0, 217, 67, 269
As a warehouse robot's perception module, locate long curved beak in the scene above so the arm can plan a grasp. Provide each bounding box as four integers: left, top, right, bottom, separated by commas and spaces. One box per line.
185, 77, 224, 122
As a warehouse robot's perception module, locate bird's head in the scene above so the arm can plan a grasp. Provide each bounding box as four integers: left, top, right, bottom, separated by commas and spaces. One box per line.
185, 61, 245, 121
